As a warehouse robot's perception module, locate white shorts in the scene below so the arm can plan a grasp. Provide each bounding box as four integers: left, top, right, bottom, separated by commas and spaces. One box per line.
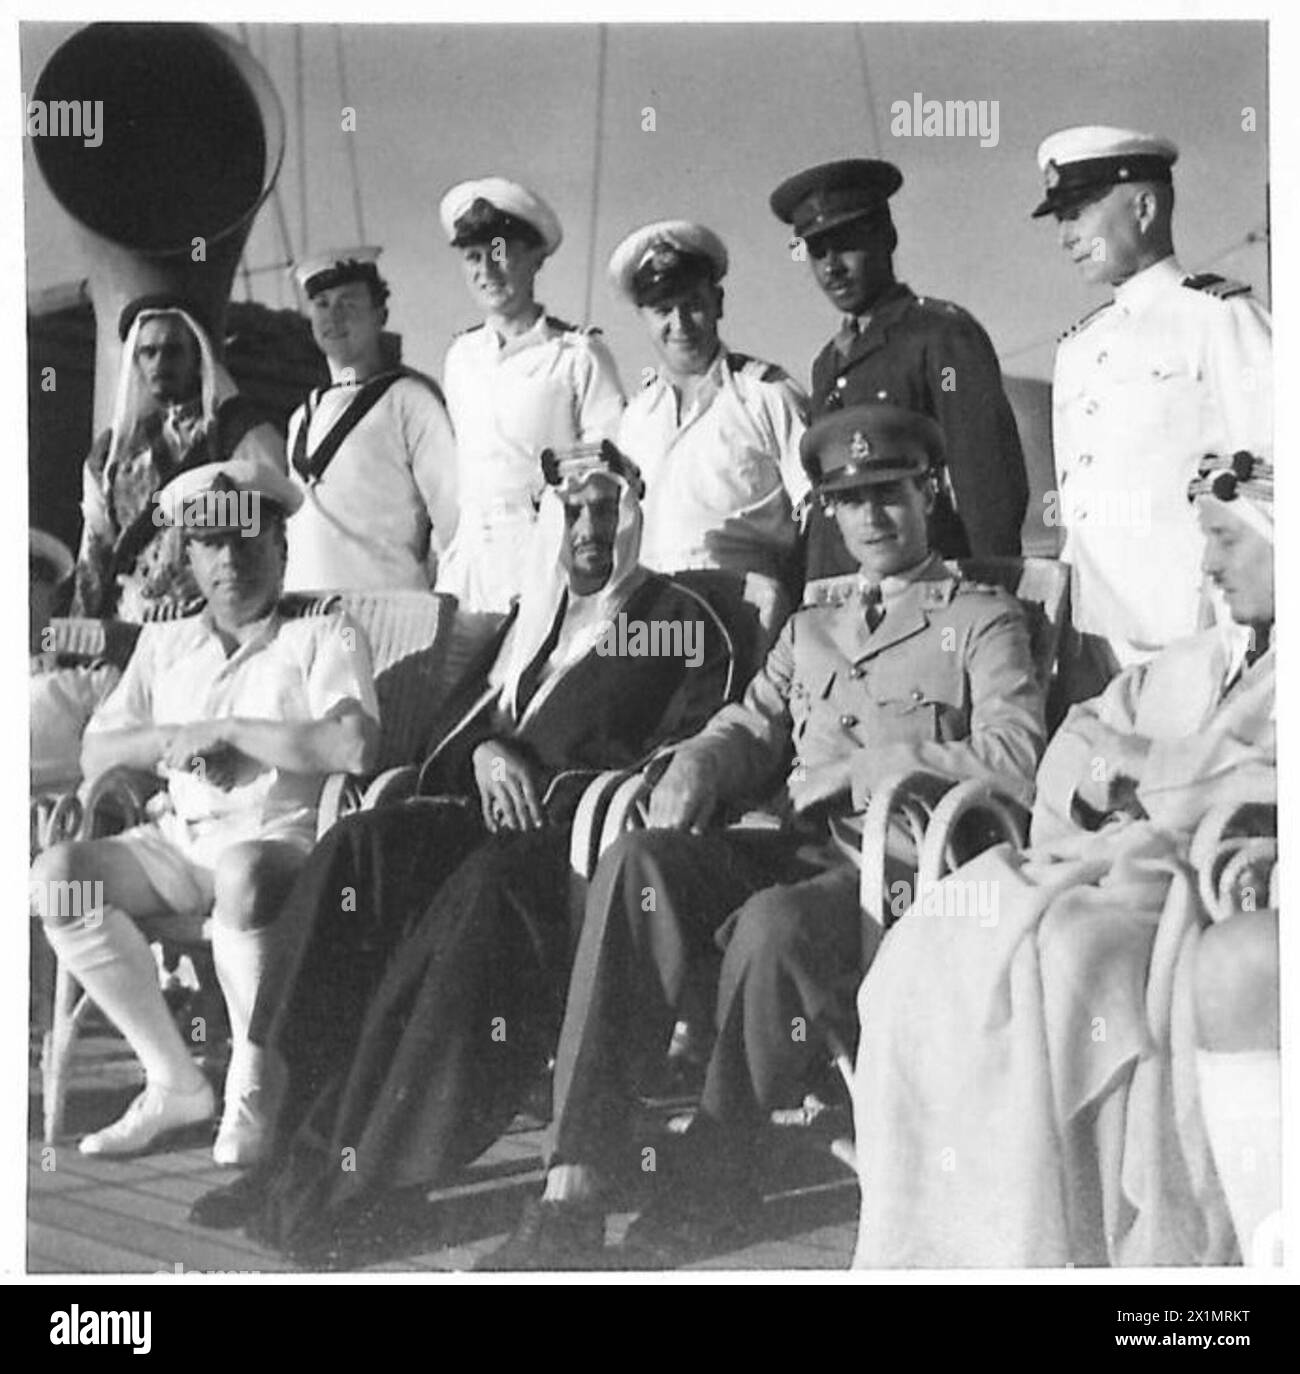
107, 810, 316, 920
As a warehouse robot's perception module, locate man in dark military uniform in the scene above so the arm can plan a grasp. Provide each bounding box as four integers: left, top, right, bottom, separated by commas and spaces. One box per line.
480, 403, 1046, 1270
771, 159, 1029, 580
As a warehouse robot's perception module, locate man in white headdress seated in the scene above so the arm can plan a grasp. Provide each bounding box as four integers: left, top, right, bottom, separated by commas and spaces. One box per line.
31, 454, 379, 1166
850, 450, 1278, 1269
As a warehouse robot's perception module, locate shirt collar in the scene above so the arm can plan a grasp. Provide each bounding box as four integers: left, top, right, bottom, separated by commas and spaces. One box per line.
870, 550, 943, 601
485, 306, 550, 358
1113, 255, 1184, 311
198, 601, 282, 660
847, 281, 914, 332
650, 344, 728, 413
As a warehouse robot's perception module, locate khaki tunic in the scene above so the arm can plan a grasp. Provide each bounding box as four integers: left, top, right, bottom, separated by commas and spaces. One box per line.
676, 553, 1047, 822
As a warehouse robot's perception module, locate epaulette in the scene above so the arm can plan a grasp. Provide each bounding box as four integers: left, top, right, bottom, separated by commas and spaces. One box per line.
952, 578, 1004, 597
140, 597, 206, 624
725, 352, 786, 384
940, 560, 1006, 600
912, 295, 968, 319
1181, 272, 1252, 301
545, 315, 603, 338
1057, 301, 1110, 343
277, 591, 343, 620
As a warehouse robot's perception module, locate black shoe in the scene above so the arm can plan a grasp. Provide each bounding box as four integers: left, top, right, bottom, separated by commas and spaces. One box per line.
189, 1170, 271, 1230
473, 1198, 606, 1272
618, 1179, 763, 1269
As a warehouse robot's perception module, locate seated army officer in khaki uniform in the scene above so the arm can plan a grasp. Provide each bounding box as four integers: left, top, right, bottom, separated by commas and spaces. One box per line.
482, 402, 1048, 1270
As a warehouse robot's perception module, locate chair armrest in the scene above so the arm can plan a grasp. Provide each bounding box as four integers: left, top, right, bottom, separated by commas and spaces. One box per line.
318, 765, 423, 842
1189, 783, 1278, 922
360, 766, 420, 812
569, 769, 639, 880
78, 766, 163, 840
316, 772, 365, 841
31, 791, 84, 856
859, 770, 965, 925
915, 779, 1030, 896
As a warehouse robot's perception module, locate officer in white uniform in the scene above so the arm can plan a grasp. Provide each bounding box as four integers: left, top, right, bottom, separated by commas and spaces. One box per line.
435, 178, 625, 613
284, 246, 459, 593
609, 221, 810, 669
1033, 126, 1272, 699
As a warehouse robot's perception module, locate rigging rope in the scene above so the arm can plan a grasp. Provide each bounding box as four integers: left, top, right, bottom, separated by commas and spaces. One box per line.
852, 25, 882, 155
581, 24, 609, 328
335, 26, 368, 245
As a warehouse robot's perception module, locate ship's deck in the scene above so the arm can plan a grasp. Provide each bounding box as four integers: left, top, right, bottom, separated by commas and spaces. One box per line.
29, 1030, 858, 1275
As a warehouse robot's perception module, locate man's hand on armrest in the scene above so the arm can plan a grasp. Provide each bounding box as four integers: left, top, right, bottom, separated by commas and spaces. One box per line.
646, 749, 721, 832
223, 702, 378, 778
788, 756, 854, 817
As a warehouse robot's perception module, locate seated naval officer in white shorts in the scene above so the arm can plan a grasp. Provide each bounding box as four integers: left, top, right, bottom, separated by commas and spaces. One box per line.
30, 452, 379, 1165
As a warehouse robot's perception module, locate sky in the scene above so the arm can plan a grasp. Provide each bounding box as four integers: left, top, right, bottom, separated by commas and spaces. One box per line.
20, 18, 1269, 391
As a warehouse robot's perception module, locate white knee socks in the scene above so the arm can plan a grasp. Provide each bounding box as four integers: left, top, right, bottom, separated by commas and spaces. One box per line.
1197, 1049, 1283, 1266
210, 919, 287, 1092
45, 907, 205, 1092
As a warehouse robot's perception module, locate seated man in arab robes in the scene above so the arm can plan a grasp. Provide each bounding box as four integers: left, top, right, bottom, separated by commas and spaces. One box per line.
851, 450, 1278, 1269
189, 443, 733, 1255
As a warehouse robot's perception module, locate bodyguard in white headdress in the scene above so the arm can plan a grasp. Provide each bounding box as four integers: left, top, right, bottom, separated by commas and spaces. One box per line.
434, 178, 625, 614
1032, 125, 1272, 699
74, 295, 286, 622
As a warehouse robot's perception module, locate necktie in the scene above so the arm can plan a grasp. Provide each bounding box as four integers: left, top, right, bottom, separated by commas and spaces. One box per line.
836, 314, 860, 358
863, 584, 885, 633
513, 592, 569, 717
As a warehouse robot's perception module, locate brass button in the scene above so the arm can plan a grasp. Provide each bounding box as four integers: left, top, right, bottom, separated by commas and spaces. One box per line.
1079, 452, 1094, 466
840, 713, 859, 728
1096, 350, 1109, 365
910, 688, 924, 701
1084, 399, 1099, 415
835, 376, 847, 389
851, 665, 867, 678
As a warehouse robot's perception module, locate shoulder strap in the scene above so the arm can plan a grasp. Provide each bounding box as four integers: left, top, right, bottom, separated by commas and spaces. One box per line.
1181, 272, 1252, 301
291, 370, 408, 485
725, 352, 785, 384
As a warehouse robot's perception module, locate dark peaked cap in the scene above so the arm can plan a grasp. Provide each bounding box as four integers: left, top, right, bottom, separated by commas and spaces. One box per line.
770, 159, 903, 240
801, 402, 943, 495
